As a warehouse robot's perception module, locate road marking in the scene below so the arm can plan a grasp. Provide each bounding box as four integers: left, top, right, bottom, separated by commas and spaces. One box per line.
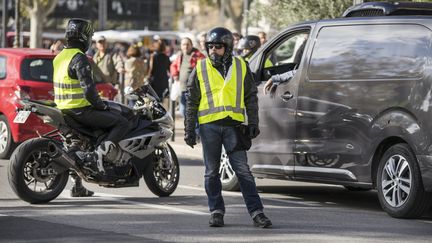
60, 191, 207, 216
178, 185, 320, 206
417, 220, 432, 224
0, 214, 8, 217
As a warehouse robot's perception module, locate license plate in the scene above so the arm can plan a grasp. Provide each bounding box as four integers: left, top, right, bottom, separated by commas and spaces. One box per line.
13, 110, 31, 124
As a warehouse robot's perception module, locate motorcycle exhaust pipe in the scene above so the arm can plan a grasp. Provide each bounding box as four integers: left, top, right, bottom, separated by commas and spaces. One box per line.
47, 142, 79, 171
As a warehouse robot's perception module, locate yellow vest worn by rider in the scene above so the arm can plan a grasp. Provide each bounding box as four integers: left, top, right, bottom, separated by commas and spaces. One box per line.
244, 55, 273, 68
53, 48, 91, 110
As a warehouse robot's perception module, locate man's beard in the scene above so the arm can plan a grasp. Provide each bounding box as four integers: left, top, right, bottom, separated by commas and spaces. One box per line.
209, 53, 224, 67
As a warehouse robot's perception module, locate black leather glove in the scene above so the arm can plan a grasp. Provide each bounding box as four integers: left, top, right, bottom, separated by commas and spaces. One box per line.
248, 125, 260, 139
184, 133, 197, 148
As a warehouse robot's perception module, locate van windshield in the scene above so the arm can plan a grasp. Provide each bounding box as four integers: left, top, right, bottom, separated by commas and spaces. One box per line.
21, 57, 107, 83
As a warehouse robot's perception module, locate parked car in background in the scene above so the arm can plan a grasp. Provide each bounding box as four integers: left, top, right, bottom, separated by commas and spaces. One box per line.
219, 1, 432, 219
0, 48, 117, 159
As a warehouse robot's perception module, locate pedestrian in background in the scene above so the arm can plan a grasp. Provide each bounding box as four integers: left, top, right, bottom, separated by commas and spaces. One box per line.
232, 32, 243, 56
124, 45, 147, 107
198, 32, 207, 55
170, 37, 205, 117
50, 39, 64, 52
86, 41, 96, 57
147, 39, 171, 108
93, 36, 124, 86
258, 31, 268, 45
184, 27, 272, 228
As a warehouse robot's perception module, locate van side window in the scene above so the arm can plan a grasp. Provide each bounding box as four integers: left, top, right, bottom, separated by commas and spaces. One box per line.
0, 56, 6, 79
309, 24, 430, 81
260, 31, 309, 81
270, 33, 309, 67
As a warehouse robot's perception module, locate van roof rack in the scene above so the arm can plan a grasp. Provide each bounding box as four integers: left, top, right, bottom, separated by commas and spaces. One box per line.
343, 1, 432, 17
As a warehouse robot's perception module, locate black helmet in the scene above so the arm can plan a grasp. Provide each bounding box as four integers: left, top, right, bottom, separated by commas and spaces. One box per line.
205, 27, 233, 61
65, 18, 94, 51
237, 35, 261, 58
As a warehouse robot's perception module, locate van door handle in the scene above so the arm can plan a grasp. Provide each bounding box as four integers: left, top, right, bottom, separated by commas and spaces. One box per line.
280, 91, 294, 102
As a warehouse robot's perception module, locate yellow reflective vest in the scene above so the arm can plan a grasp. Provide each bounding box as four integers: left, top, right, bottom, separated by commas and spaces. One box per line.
53, 48, 91, 110
244, 56, 273, 68
196, 57, 246, 124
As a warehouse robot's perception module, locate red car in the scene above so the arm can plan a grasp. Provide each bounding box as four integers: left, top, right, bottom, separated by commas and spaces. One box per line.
0, 48, 117, 158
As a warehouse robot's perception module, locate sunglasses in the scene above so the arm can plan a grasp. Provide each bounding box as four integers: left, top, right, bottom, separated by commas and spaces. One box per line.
207, 44, 224, 50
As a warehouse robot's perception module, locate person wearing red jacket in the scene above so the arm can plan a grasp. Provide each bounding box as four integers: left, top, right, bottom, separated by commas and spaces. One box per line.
170, 38, 205, 117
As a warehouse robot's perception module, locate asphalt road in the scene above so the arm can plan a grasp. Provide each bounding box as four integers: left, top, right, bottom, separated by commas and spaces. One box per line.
1, 138, 432, 242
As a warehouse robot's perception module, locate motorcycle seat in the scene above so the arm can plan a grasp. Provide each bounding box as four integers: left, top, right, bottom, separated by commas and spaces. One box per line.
63, 114, 106, 138
28, 99, 57, 107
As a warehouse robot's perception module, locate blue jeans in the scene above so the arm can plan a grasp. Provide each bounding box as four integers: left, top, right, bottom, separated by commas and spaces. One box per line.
199, 123, 264, 216
179, 91, 187, 118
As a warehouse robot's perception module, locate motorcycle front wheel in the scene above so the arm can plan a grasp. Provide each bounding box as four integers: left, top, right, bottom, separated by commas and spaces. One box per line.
8, 138, 69, 204
143, 143, 179, 197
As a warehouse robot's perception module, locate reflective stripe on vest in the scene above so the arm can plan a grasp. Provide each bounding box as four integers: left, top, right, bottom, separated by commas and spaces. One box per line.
53, 48, 91, 110
53, 82, 82, 89
196, 57, 246, 124
54, 93, 85, 100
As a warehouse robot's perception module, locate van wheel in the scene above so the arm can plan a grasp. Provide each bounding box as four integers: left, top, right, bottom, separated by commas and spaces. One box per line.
376, 143, 432, 218
0, 115, 16, 159
220, 147, 240, 191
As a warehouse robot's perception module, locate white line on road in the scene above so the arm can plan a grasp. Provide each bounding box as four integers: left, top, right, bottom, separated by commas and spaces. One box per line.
0, 214, 8, 217
60, 191, 207, 216
417, 220, 432, 224
178, 185, 320, 207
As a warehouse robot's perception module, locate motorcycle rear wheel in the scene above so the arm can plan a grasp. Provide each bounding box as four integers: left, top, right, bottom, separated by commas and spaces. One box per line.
143, 143, 179, 197
8, 138, 69, 204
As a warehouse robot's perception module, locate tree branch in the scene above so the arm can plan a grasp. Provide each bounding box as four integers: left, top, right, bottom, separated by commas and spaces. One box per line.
45, 0, 58, 16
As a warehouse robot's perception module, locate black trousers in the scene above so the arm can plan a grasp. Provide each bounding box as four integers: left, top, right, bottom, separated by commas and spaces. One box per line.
64, 106, 131, 144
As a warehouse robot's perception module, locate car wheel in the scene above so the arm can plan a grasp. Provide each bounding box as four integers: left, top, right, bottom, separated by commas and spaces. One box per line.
0, 115, 16, 159
220, 146, 240, 191
376, 143, 432, 218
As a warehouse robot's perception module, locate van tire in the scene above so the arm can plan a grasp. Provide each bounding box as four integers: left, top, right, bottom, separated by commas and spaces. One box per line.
0, 115, 16, 159
376, 143, 432, 218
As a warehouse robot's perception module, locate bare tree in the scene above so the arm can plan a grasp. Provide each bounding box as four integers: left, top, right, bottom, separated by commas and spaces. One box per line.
200, 0, 251, 33
22, 0, 57, 48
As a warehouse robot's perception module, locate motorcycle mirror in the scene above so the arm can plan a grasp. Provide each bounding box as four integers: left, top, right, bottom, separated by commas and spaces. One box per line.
124, 86, 138, 100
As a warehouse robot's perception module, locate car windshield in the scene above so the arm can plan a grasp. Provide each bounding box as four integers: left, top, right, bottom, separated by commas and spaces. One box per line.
20, 57, 107, 83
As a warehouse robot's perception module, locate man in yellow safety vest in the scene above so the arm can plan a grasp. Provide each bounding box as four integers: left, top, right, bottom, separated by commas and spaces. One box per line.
184, 27, 272, 228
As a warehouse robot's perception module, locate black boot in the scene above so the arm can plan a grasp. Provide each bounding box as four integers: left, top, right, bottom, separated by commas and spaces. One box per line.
209, 213, 224, 227
253, 213, 272, 228
70, 185, 94, 197
70, 172, 94, 197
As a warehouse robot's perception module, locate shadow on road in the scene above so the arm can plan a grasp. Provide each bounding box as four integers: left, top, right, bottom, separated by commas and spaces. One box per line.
257, 184, 432, 220
178, 158, 203, 166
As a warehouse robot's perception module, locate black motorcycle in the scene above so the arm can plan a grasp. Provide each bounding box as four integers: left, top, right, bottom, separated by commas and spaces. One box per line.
8, 85, 179, 203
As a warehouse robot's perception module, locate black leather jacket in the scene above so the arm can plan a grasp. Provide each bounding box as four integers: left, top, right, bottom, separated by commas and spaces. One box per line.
65, 41, 106, 110
184, 58, 259, 136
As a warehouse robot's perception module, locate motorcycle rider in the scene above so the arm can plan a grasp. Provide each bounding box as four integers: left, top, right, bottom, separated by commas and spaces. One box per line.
237, 35, 272, 67
53, 18, 131, 197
